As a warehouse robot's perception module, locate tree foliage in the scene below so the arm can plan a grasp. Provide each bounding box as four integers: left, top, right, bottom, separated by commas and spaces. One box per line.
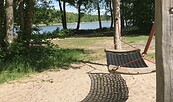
121, 0, 155, 33
34, 3, 58, 25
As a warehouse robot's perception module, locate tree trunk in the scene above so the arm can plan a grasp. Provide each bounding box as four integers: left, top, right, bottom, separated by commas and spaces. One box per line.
110, 0, 113, 28
132, 0, 135, 26
58, 0, 65, 29
76, 0, 82, 30
23, 0, 34, 47
25, 0, 33, 36
28, 0, 34, 35
63, 1, 67, 29
155, 0, 173, 101
6, 0, 14, 44
97, 0, 102, 29
112, 0, 121, 50
124, 11, 128, 27
120, 0, 125, 32
18, 0, 24, 40
58, 0, 67, 29
0, 0, 6, 47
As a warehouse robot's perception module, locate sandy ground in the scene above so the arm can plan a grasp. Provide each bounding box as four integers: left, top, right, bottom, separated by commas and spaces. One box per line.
0, 59, 156, 102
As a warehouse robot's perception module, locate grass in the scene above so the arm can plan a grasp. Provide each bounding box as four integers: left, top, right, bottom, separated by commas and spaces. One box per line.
57, 37, 112, 60
0, 46, 93, 84
122, 35, 150, 44
57, 37, 112, 48
0, 34, 155, 84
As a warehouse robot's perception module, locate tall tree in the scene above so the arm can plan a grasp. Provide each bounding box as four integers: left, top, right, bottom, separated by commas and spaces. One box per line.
18, 0, 24, 40
68, 0, 91, 30
6, 0, 14, 44
25, 0, 34, 36
97, 0, 102, 29
112, 0, 121, 50
105, 0, 113, 28
0, 0, 6, 48
34, 6, 59, 25
156, 0, 173, 101
109, 0, 113, 28
120, 0, 125, 30
131, 0, 154, 33
76, 0, 82, 30
20, 0, 34, 47
62, 0, 67, 29
85, 0, 103, 29
75, 0, 90, 30
58, 0, 67, 29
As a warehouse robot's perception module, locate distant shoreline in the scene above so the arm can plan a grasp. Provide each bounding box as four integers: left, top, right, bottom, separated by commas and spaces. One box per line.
33, 21, 111, 27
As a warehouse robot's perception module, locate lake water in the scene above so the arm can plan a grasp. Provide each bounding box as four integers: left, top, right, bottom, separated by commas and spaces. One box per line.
39, 21, 111, 33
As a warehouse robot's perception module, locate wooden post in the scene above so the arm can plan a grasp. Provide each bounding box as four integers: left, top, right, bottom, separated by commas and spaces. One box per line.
112, 0, 121, 50
142, 23, 155, 55
155, 0, 173, 101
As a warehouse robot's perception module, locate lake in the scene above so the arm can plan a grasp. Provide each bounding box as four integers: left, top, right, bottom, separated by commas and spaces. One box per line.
39, 21, 112, 33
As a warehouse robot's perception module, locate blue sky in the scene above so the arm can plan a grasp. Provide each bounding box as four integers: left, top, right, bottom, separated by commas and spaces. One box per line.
50, 0, 106, 15
51, 0, 78, 13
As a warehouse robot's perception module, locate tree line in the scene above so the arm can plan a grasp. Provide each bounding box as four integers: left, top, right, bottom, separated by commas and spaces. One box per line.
0, 0, 154, 50
34, 8, 111, 25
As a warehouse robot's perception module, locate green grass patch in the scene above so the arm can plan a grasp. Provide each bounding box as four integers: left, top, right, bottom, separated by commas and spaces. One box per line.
58, 37, 112, 60
61, 38, 95, 47
58, 37, 112, 48
0, 46, 92, 84
122, 35, 149, 43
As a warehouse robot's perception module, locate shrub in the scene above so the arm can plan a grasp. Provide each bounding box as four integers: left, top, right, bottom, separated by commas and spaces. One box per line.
52, 28, 75, 38
0, 41, 91, 83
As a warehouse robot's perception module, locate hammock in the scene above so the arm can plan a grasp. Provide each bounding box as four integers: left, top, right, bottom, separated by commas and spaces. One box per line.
81, 73, 128, 102
105, 24, 156, 74
105, 49, 147, 68
105, 49, 156, 75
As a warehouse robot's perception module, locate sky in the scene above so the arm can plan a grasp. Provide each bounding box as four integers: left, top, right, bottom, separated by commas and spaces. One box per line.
52, 0, 105, 15
50, 0, 106, 15
51, 0, 78, 13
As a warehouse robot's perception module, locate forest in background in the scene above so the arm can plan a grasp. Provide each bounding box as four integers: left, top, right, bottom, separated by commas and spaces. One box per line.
34, 10, 111, 25
0, 0, 155, 48
1, 0, 155, 45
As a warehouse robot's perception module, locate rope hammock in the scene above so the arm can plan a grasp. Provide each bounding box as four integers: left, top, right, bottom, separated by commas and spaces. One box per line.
105, 23, 156, 75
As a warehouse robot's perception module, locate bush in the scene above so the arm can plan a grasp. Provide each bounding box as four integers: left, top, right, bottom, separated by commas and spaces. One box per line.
52, 28, 75, 38
0, 41, 91, 83
0, 48, 5, 61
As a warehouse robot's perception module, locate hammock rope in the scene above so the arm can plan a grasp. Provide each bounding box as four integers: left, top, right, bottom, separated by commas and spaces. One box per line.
115, 22, 156, 65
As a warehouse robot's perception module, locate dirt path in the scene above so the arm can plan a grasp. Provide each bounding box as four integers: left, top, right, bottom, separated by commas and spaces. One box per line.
0, 61, 108, 102
0, 60, 156, 102
0, 37, 156, 102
